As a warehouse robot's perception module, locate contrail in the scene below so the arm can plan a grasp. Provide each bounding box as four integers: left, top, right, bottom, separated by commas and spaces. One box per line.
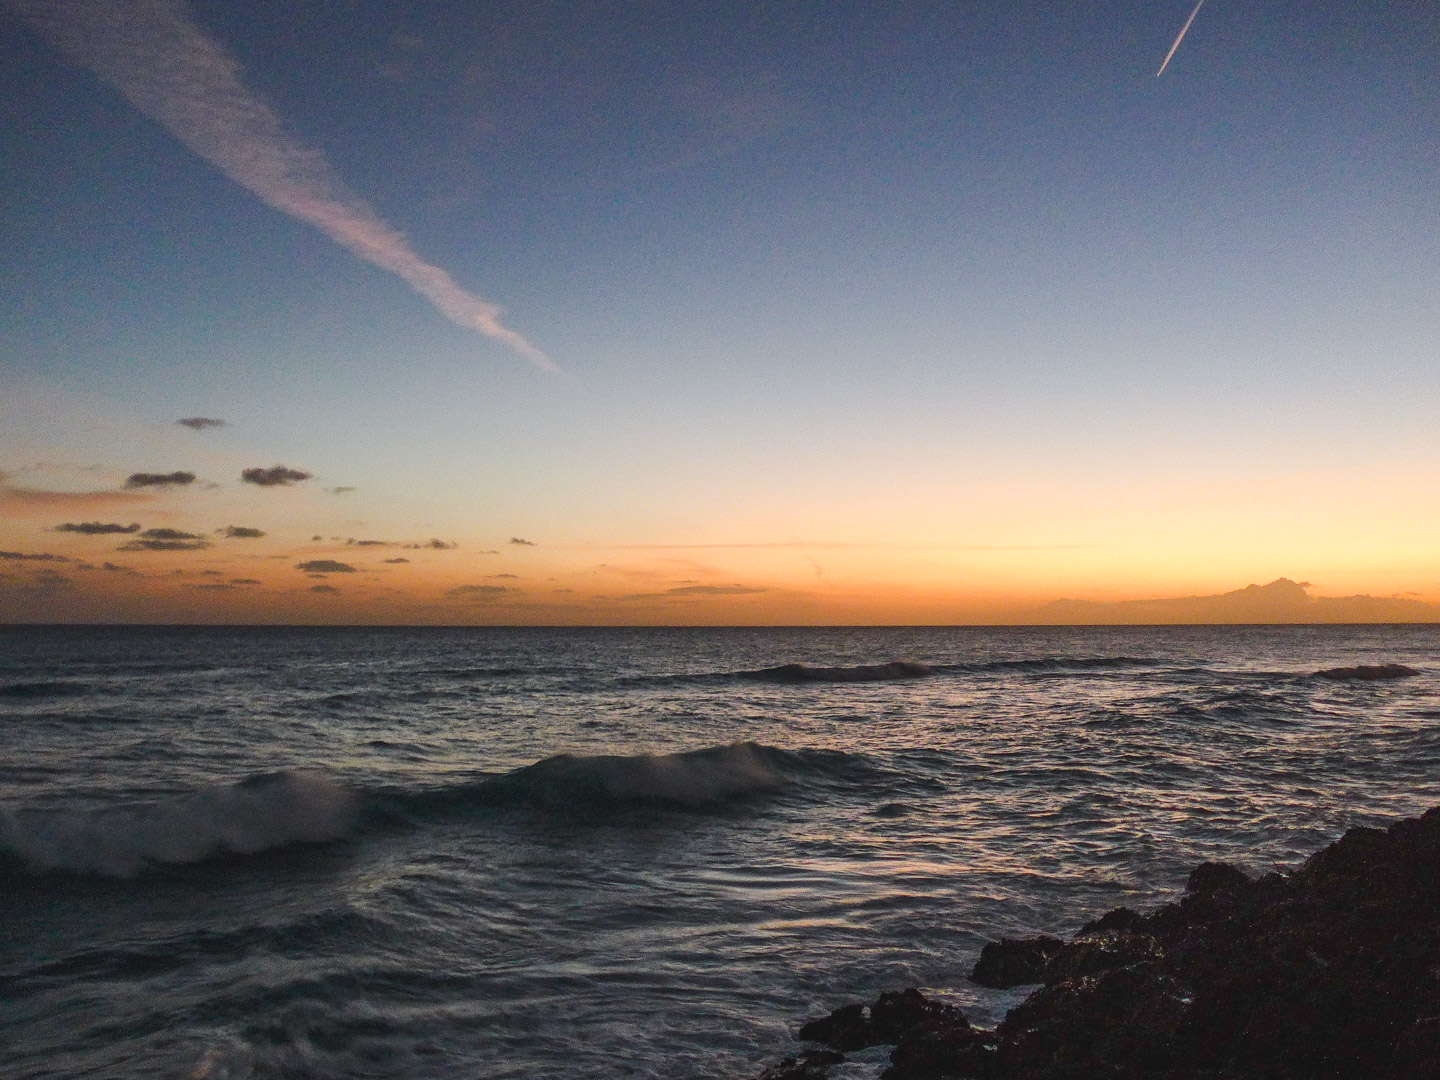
4, 0, 555, 372
1156, 0, 1207, 77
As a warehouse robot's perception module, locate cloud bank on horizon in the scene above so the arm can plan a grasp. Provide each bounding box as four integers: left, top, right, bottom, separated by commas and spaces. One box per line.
4, 0, 554, 372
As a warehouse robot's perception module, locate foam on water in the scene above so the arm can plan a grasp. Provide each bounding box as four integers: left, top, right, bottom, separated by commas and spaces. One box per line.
0, 770, 358, 876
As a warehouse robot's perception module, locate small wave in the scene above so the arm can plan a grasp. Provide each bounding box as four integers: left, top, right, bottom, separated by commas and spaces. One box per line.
743, 661, 935, 683
0, 770, 358, 877
474, 741, 789, 809
0, 680, 89, 699
970, 656, 1162, 674
1313, 663, 1420, 681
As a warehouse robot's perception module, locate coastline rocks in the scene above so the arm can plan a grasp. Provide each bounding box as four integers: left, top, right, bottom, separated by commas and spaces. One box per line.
755, 805, 1440, 1079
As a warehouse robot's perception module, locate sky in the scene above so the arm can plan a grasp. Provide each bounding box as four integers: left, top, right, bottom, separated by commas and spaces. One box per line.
2, 0, 1437, 624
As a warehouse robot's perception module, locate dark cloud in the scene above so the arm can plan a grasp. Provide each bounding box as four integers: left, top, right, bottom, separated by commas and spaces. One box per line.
509, 537, 536, 546
200, 569, 223, 576
55, 521, 142, 534
447, 584, 511, 599
177, 417, 226, 431
311, 584, 339, 593
29, 568, 74, 591
117, 527, 209, 552
295, 559, 356, 573
0, 551, 71, 562
382, 557, 410, 564
489, 573, 519, 579
219, 525, 266, 538
347, 538, 393, 547
119, 539, 210, 551
230, 578, 261, 585
329, 486, 356, 494
402, 538, 457, 550
241, 465, 312, 487
101, 562, 138, 574
124, 471, 196, 489
312, 535, 324, 542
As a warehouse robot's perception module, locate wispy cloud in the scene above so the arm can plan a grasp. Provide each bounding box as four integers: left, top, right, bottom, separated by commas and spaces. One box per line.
0, 550, 72, 562
510, 537, 536, 546
6, 0, 552, 370
176, 416, 225, 431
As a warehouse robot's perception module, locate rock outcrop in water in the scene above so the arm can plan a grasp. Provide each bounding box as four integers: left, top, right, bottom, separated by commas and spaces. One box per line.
756, 805, 1440, 1079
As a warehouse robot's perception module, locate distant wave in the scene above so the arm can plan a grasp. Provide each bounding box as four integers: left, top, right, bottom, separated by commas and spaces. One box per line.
742, 661, 936, 683
1313, 663, 1420, 681
0, 770, 358, 877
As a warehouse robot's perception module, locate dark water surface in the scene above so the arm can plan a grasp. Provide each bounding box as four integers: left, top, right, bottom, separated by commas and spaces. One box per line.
2, 625, 1438, 1079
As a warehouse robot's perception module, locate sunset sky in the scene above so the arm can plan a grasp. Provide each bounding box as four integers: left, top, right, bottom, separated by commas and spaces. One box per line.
2, 0, 1437, 624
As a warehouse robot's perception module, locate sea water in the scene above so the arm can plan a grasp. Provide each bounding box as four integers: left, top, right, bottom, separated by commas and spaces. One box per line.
2, 624, 1438, 1079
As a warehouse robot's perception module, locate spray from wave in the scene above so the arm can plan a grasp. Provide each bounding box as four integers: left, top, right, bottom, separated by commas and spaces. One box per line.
0, 770, 358, 877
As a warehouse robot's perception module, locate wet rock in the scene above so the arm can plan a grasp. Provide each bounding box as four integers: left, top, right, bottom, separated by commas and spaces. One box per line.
756, 1049, 845, 1079
757, 803, 1440, 1080
870, 988, 970, 1044
969, 936, 1065, 988
798, 1002, 870, 1051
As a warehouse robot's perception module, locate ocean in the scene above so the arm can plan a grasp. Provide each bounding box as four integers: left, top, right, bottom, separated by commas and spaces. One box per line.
2, 624, 1438, 1079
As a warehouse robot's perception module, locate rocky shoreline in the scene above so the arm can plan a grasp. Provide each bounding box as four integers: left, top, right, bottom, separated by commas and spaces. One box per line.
756, 804, 1440, 1079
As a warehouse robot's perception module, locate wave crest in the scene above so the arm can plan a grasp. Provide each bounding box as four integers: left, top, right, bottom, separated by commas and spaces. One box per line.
1313, 664, 1420, 681
482, 741, 787, 809
0, 770, 358, 877
744, 661, 935, 683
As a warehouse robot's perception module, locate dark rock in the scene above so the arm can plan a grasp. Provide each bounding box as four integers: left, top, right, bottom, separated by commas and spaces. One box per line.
756, 1049, 846, 1080
756, 803, 1440, 1080
798, 1002, 870, 1051
884, 1024, 996, 1080
1186, 860, 1251, 898
870, 988, 970, 1043
969, 936, 1065, 988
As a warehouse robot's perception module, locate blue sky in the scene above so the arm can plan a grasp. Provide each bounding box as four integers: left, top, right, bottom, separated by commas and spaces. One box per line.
2, 0, 1437, 622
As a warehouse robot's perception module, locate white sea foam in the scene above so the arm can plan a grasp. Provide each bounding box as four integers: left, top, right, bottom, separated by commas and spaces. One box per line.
0, 770, 358, 876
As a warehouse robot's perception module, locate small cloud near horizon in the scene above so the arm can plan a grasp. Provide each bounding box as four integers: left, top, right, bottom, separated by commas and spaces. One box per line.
382, 557, 410, 564
55, 521, 142, 534
177, 417, 226, 431
311, 584, 339, 593
242, 465, 312, 487
329, 486, 356, 494
447, 584, 512, 599
124, 471, 195, 489
510, 537, 536, 546
118, 528, 209, 552
219, 525, 266, 538
296, 559, 356, 573
0, 550, 72, 562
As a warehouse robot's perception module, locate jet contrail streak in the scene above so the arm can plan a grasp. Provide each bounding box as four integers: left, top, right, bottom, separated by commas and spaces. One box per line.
1156, 0, 1207, 77
4, 0, 555, 372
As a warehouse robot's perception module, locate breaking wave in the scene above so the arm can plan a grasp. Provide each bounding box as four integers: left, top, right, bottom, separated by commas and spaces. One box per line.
1, 744, 875, 877
0, 771, 359, 877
